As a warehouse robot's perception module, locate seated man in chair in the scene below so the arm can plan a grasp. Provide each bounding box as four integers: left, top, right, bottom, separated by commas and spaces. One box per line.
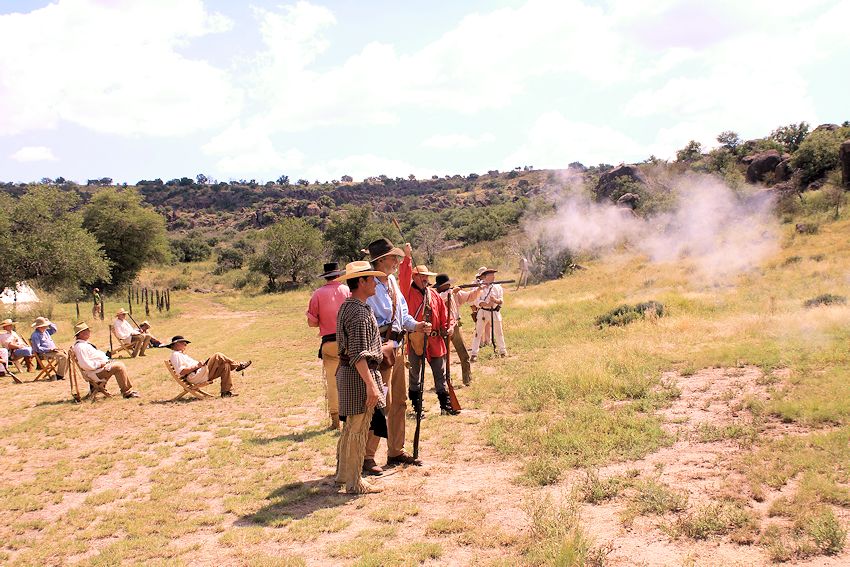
137, 321, 163, 348
166, 336, 251, 398
71, 322, 140, 399
113, 309, 151, 357
1, 319, 35, 371
30, 317, 67, 380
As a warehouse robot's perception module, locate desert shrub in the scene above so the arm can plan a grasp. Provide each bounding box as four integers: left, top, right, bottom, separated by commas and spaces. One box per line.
803, 294, 847, 308
213, 247, 244, 274
170, 234, 212, 263
596, 301, 665, 327
167, 275, 190, 290
521, 235, 575, 283
791, 126, 850, 186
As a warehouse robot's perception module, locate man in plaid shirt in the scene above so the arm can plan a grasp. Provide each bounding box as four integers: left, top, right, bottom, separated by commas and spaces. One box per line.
334, 261, 388, 494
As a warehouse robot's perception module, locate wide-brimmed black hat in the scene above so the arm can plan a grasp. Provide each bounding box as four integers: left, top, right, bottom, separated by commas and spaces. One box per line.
318, 262, 345, 279
434, 273, 452, 291
164, 335, 191, 349
364, 238, 404, 262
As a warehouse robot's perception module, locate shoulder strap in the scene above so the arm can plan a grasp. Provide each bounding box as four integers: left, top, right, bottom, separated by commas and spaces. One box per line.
386, 278, 397, 340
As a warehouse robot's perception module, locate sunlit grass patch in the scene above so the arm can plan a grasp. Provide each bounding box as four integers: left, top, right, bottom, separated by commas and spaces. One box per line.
368, 502, 421, 524
286, 509, 350, 542
622, 477, 688, 525
668, 501, 759, 542
354, 542, 442, 567
523, 495, 608, 566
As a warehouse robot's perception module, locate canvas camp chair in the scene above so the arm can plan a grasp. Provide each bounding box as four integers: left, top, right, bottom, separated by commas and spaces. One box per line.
165, 360, 215, 401
33, 351, 59, 381
108, 324, 133, 358
68, 349, 111, 403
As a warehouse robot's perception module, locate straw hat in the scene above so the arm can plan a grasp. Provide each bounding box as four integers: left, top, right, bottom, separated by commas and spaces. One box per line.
74, 322, 90, 336
412, 265, 437, 277
115, 308, 129, 316
1, 318, 16, 328
139, 320, 151, 328
334, 261, 386, 282
31, 316, 52, 328
476, 266, 498, 278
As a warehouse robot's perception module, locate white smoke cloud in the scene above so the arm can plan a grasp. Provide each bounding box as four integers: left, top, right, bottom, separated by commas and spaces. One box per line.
529, 173, 779, 282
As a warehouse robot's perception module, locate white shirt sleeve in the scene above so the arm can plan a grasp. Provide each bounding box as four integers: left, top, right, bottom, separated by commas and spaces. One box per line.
170, 351, 199, 375
73, 341, 109, 381
113, 318, 135, 341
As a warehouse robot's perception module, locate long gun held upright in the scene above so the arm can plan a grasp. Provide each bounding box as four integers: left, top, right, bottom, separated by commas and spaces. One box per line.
444, 292, 461, 412
412, 280, 429, 461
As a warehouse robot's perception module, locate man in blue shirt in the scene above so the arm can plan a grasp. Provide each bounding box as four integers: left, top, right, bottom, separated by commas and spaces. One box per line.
363, 238, 430, 473
30, 317, 67, 380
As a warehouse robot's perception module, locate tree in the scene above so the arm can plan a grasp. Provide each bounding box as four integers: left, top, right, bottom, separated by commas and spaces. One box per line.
770, 122, 810, 153
676, 140, 702, 162
716, 131, 741, 150
196, 173, 208, 185
324, 206, 391, 262
791, 126, 850, 186
250, 218, 323, 290
297, 179, 309, 186
414, 224, 446, 266
170, 233, 212, 263
0, 186, 111, 291
277, 175, 290, 185
83, 187, 169, 288
213, 247, 244, 274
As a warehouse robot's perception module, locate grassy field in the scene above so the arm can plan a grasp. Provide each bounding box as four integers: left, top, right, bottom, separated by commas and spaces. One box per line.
2, 190, 850, 565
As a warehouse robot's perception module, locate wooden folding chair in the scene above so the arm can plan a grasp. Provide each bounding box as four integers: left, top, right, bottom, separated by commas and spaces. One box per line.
68, 350, 112, 403
33, 352, 59, 381
165, 360, 215, 401
2, 353, 22, 384
108, 324, 133, 358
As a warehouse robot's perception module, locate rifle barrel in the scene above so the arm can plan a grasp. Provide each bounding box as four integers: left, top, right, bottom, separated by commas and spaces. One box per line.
457, 279, 516, 289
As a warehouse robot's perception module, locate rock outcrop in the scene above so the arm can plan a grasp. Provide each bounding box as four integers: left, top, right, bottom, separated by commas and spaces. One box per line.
774, 158, 793, 182
616, 192, 641, 209
745, 150, 783, 183
594, 164, 646, 201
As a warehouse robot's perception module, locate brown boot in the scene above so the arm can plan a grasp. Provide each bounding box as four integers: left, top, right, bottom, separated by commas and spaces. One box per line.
330, 413, 340, 430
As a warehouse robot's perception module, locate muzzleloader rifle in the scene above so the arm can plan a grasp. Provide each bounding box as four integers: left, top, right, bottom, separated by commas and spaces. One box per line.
412, 286, 429, 460
456, 279, 515, 289
443, 292, 462, 413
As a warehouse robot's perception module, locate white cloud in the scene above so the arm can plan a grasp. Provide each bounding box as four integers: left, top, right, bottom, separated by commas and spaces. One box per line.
202, 122, 304, 177
504, 112, 644, 169
9, 146, 57, 162
421, 132, 495, 150
0, 0, 241, 136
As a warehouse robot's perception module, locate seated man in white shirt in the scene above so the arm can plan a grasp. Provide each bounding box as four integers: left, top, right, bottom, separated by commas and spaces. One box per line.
113, 309, 151, 357
72, 322, 140, 399
165, 335, 251, 398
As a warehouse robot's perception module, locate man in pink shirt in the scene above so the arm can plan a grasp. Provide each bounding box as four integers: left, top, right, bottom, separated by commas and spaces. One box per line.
306, 262, 351, 430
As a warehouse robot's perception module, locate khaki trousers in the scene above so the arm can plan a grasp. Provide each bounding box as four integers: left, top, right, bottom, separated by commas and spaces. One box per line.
336, 407, 374, 493
42, 351, 68, 378
365, 345, 407, 460
125, 333, 151, 357
200, 352, 236, 394
321, 341, 340, 416
451, 328, 472, 384
95, 361, 134, 394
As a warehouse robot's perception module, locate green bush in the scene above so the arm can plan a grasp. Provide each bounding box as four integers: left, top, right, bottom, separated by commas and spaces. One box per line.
596, 301, 665, 327
791, 126, 850, 186
170, 234, 212, 263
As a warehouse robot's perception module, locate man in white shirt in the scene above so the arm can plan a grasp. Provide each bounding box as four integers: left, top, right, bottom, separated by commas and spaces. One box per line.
166, 335, 251, 398
113, 309, 151, 357
470, 267, 507, 360
71, 323, 140, 398
0, 318, 35, 372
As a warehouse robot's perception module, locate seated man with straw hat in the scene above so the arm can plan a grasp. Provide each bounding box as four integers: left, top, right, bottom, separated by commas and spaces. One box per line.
30, 316, 67, 380
113, 309, 151, 357
72, 322, 140, 398
137, 321, 163, 348
1, 318, 35, 372
166, 336, 251, 398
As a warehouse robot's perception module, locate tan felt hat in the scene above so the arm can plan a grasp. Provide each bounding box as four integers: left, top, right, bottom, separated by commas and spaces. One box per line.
74, 322, 90, 336
31, 316, 52, 328
412, 265, 438, 277
335, 261, 386, 282
115, 308, 129, 316
1, 318, 16, 327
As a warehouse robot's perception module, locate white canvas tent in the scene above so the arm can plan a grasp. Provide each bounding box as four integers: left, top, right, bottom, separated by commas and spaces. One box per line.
0, 282, 40, 305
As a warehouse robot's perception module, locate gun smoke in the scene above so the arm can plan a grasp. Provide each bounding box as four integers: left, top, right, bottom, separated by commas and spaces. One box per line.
527, 173, 780, 282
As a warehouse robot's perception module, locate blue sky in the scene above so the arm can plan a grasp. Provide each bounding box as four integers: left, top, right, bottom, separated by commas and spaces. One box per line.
1, 0, 847, 184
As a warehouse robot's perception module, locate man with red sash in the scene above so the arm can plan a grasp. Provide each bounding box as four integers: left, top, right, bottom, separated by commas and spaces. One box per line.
398, 244, 458, 416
